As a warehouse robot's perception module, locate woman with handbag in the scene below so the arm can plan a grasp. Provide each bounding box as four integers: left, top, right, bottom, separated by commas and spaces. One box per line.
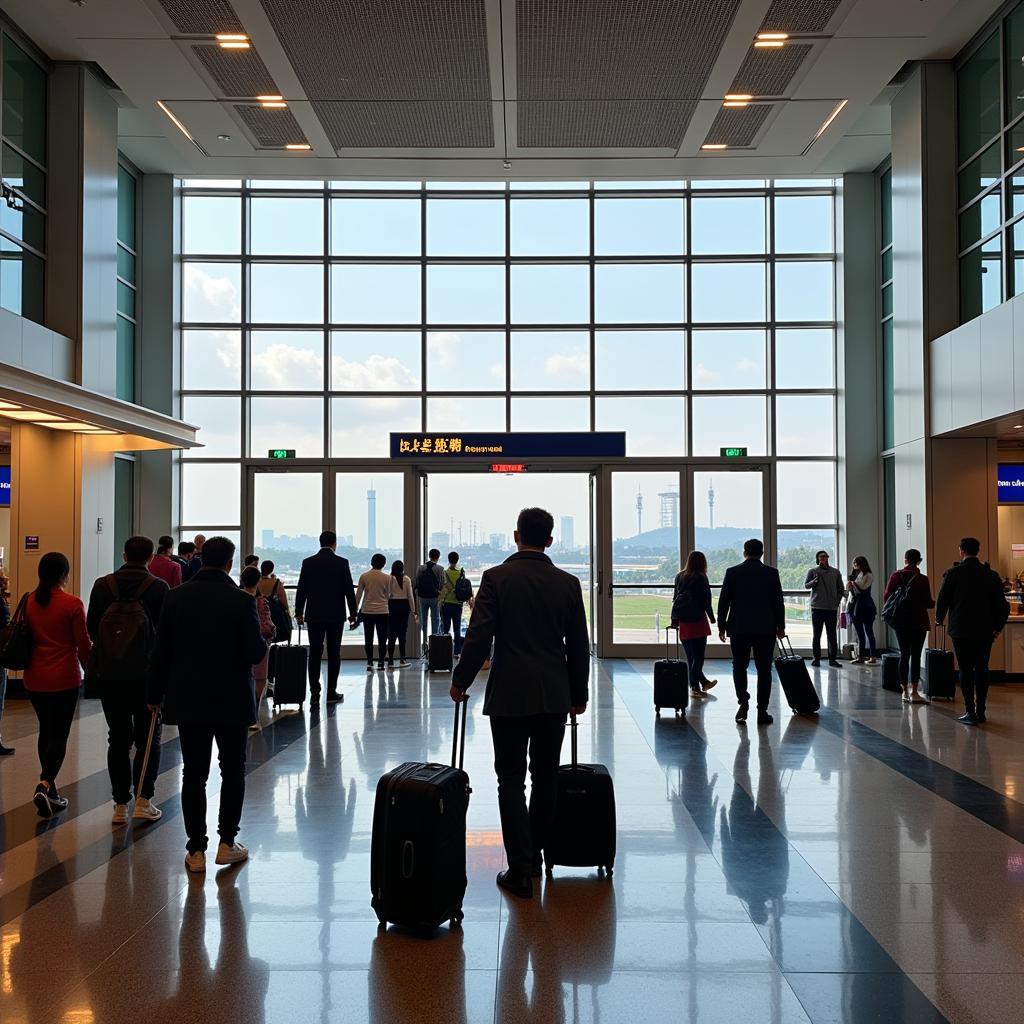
846, 555, 878, 665
883, 549, 935, 704
671, 550, 717, 698
257, 560, 292, 644
241, 566, 276, 729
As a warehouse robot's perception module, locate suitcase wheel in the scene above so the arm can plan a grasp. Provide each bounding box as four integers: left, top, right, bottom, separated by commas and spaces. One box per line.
545, 866, 554, 878
450, 909, 464, 927
604, 863, 614, 877
655, 706, 661, 717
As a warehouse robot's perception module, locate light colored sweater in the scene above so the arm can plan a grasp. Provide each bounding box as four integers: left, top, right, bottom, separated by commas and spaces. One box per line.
804, 564, 845, 610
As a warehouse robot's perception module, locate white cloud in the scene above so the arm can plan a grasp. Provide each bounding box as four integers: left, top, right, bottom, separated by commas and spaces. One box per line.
331, 354, 418, 391
735, 358, 761, 375
427, 331, 461, 368
490, 360, 505, 380
252, 343, 324, 389
184, 265, 241, 322
694, 363, 720, 386
543, 349, 588, 381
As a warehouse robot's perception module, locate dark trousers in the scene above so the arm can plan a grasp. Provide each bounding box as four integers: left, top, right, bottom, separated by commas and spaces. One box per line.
952, 636, 994, 714
811, 608, 839, 661
178, 721, 248, 854
853, 617, 877, 657
307, 621, 343, 695
490, 713, 566, 876
362, 613, 389, 664
29, 688, 79, 788
387, 600, 411, 661
681, 637, 708, 687
729, 634, 775, 711
442, 602, 464, 655
894, 627, 927, 685
101, 696, 162, 804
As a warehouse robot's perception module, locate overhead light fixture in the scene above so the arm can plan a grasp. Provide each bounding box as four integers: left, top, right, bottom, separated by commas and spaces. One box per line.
285, 143, 311, 151
0, 400, 22, 410
701, 143, 728, 150
255, 94, 283, 102
217, 134, 232, 142
723, 101, 749, 108
260, 101, 288, 109
0, 410, 65, 422
757, 32, 789, 41
156, 100, 196, 144
1015, 424, 1024, 430
217, 34, 250, 49
43, 422, 107, 432
754, 40, 785, 48
814, 99, 849, 141
724, 94, 753, 101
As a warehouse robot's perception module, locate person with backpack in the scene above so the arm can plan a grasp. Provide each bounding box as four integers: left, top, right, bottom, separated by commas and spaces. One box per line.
257, 560, 292, 645
413, 548, 445, 654
240, 566, 276, 728
86, 535, 168, 824
882, 548, 935, 704
671, 550, 717, 699
441, 551, 474, 657
386, 560, 418, 668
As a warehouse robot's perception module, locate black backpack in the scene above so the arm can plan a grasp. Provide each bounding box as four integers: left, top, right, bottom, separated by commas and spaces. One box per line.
94, 575, 157, 682
670, 579, 698, 624
881, 571, 914, 629
454, 570, 473, 603
260, 580, 292, 641
416, 564, 440, 598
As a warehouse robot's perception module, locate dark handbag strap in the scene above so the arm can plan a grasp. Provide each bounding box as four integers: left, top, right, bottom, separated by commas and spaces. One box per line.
11, 592, 29, 623
451, 698, 468, 771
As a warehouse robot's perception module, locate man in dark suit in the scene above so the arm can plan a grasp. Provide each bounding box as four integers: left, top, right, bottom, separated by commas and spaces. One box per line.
935, 537, 1010, 725
451, 507, 590, 899
717, 538, 786, 725
147, 536, 267, 874
294, 530, 358, 703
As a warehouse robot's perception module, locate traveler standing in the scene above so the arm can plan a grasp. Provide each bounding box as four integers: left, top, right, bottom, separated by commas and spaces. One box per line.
0, 570, 12, 756
240, 566, 276, 728
935, 537, 1010, 725
147, 536, 267, 873
23, 552, 92, 817
441, 551, 473, 657
882, 549, 934, 704
804, 550, 845, 668
670, 550, 717, 698
294, 530, 357, 703
356, 554, 392, 672
451, 507, 589, 898
182, 536, 205, 582
150, 536, 183, 590
414, 548, 445, 652
86, 535, 168, 824
257, 560, 292, 644
717, 539, 786, 725
386, 560, 417, 668
846, 556, 878, 664
175, 541, 196, 578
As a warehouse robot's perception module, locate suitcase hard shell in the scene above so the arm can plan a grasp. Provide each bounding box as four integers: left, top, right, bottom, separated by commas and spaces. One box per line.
428, 632, 454, 672
271, 626, 308, 707
654, 627, 688, 716
881, 652, 902, 692
370, 701, 471, 930
922, 626, 956, 701
544, 715, 616, 877
774, 637, 821, 715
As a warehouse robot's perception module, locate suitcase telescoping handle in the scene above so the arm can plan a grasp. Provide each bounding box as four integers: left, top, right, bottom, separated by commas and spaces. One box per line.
665, 625, 680, 660
570, 712, 580, 768
777, 634, 796, 659
933, 623, 946, 650
450, 698, 468, 771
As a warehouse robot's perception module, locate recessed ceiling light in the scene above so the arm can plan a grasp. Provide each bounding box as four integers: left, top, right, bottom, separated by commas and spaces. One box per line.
285, 143, 311, 151
43, 422, 106, 432
156, 100, 196, 144
701, 143, 728, 150
1014, 424, 1023, 430
260, 100, 288, 108
255, 94, 283, 102
216, 34, 249, 41
217, 134, 231, 141
723, 101, 749, 108
0, 410, 65, 422
219, 40, 250, 50
0, 400, 22, 410
724, 94, 753, 101
754, 40, 785, 48
1017, 146, 1024, 153
757, 32, 789, 41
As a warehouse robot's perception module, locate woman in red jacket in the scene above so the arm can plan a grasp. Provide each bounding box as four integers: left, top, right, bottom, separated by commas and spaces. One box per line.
883, 548, 935, 704
24, 552, 92, 818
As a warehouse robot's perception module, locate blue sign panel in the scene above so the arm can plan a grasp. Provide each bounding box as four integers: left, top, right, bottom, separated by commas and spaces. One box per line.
998, 464, 1024, 502
390, 432, 626, 459
0, 466, 9, 507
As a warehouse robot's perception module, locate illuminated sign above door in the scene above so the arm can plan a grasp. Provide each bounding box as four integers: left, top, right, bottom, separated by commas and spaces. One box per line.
390, 432, 626, 459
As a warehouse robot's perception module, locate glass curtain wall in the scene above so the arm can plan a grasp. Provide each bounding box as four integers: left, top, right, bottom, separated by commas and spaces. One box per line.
116, 162, 138, 402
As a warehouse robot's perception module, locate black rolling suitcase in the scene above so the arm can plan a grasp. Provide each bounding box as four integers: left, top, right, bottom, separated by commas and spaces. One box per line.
371, 701, 471, 930
272, 625, 309, 708
774, 636, 821, 714
881, 652, 902, 692
428, 632, 454, 672
654, 627, 688, 717
544, 715, 616, 877
922, 626, 956, 701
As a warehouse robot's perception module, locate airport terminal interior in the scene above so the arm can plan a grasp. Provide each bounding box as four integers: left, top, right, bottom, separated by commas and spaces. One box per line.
1, 0, 1024, 1021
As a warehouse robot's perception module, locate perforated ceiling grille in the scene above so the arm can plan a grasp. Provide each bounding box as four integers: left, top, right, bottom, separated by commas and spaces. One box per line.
193, 45, 278, 98
234, 104, 307, 147
314, 101, 493, 149
731, 44, 812, 97
158, 0, 244, 34
517, 0, 743, 99
760, 0, 843, 34
258, 1, 491, 100
704, 104, 772, 147
518, 100, 697, 149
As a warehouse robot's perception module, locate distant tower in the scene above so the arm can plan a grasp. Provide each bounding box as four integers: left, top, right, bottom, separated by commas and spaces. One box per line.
658, 490, 679, 530
636, 489, 644, 536
367, 481, 377, 550
708, 478, 715, 531
561, 515, 575, 551
261, 528, 274, 549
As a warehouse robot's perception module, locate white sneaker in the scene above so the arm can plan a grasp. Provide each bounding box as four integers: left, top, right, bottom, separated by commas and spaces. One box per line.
185, 850, 206, 874
111, 803, 130, 825
399, 660, 410, 668
215, 841, 249, 866
133, 797, 162, 822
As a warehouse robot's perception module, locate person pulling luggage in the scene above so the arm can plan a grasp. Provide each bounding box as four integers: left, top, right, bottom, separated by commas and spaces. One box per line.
671, 550, 717, 698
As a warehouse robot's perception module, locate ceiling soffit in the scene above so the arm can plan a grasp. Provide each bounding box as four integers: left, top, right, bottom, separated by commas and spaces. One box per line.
193, 44, 279, 98
158, 0, 244, 34
759, 0, 844, 35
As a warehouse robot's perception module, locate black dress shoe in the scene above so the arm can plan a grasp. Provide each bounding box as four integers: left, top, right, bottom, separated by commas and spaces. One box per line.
810, 659, 821, 667
530, 858, 543, 879
976, 711, 987, 723
325, 692, 344, 703
757, 710, 774, 725
735, 703, 749, 723
957, 712, 978, 725
496, 870, 533, 898
310, 687, 321, 701
828, 661, 843, 669
0, 742, 15, 756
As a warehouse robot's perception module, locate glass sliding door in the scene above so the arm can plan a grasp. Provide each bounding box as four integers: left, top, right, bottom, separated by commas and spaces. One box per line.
690, 469, 765, 584
250, 469, 326, 589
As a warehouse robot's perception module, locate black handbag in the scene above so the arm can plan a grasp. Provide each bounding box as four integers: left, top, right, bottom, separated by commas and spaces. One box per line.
0, 594, 33, 670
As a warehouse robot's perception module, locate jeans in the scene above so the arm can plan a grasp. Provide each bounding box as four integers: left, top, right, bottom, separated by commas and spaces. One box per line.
28, 688, 79, 788
387, 600, 411, 662
811, 608, 839, 661
681, 637, 708, 688
101, 696, 162, 804
728, 634, 775, 711
307, 621, 344, 695
178, 721, 248, 853
362, 613, 389, 664
490, 713, 566, 876
952, 636, 994, 714
419, 597, 440, 650
442, 602, 464, 655
894, 627, 927, 685
853, 617, 877, 657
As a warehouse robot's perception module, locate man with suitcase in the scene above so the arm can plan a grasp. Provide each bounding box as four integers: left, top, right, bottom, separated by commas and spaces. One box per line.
451, 507, 590, 899
935, 537, 1010, 725
717, 538, 787, 726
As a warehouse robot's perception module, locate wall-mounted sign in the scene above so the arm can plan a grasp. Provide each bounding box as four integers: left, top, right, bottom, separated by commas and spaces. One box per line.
0, 466, 9, 507
720, 447, 748, 458
491, 464, 526, 473
999, 464, 1024, 502
268, 449, 296, 460
24, 535, 39, 551
390, 432, 626, 459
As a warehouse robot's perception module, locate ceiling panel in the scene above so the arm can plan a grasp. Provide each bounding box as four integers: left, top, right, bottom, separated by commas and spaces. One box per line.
158, 0, 244, 34
731, 44, 814, 97
704, 104, 773, 148
760, 0, 844, 34
519, 100, 697, 148
314, 100, 494, 149
192, 44, 279, 98
234, 103, 307, 147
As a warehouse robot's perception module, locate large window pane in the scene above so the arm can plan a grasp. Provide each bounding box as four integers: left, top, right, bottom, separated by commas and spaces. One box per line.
958, 31, 1000, 162
181, 463, 240, 525
691, 263, 766, 322
330, 198, 421, 256
183, 330, 241, 389
331, 397, 422, 456
427, 330, 505, 390
960, 239, 1002, 321
776, 395, 835, 455
775, 329, 834, 389
116, 317, 134, 403
331, 331, 421, 390
512, 264, 589, 323
691, 330, 765, 389
594, 198, 684, 255
692, 470, 763, 584
595, 330, 685, 390
690, 196, 766, 254
427, 265, 505, 324
510, 199, 588, 255
183, 262, 241, 322
2, 143, 44, 207
596, 396, 685, 455
1009, 4, 1024, 125
957, 142, 1000, 207
250, 263, 324, 324
182, 196, 241, 255
117, 165, 136, 251
2, 39, 46, 163
336, 473, 404, 556
253, 472, 322, 581
510, 331, 589, 391
427, 199, 504, 256
250, 196, 324, 255
882, 319, 894, 450
427, 395, 506, 431
331, 264, 421, 323
959, 191, 1000, 250
249, 397, 324, 457
774, 195, 833, 254
594, 264, 683, 323
511, 396, 590, 431
774, 262, 834, 321
776, 462, 836, 524
691, 396, 767, 456
250, 330, 324, 390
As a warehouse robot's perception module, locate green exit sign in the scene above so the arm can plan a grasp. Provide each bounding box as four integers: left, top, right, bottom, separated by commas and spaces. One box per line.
720, 447, 748, 458
268, 449, 296, 460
